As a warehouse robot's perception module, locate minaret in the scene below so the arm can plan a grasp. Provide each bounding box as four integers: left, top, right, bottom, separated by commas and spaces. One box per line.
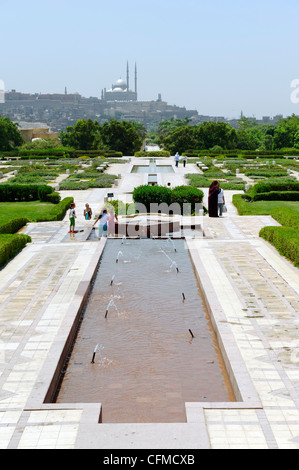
135, 62, 137, 96
127, 61, 130, 92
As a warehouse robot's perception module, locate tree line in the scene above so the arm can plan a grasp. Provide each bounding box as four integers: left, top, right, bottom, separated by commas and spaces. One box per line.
0, 114, 299, 154
156, 114, 299, 154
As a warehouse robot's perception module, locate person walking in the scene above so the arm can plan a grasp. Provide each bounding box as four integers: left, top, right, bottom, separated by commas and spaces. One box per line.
217, 184, 226, 216
174, 152, 180, 167
183, 155, 187, 168
93, 209, 108, 238
208, 180, 220, 218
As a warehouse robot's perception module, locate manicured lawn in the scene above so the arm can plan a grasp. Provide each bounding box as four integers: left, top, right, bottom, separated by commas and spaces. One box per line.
232, 195, 299, 216
0, 201, 57, 226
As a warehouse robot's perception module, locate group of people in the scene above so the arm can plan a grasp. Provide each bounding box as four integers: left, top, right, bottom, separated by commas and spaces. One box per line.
68, 177, 226, 236
68, 202, 118, 237
174, 153, 187, 167
208, 180, 226, 218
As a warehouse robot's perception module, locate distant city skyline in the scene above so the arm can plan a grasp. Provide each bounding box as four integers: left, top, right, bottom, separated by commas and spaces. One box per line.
1, 0, 299, 119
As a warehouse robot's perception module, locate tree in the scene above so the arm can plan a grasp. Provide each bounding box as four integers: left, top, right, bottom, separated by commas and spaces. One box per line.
236, 128, 259, 150
131, 121, 147, 140
294, 130, 299, 149
198, 122, 237, 150
60, 119, 102, 150
100, 120, 142, 155
273, 114, 299, 149
162, 126, 199, 154
0, 117, 24, 150
157, 117, 191, 148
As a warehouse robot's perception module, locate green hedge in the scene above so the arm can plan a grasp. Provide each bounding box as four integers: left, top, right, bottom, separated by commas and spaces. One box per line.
270, 207, 299, 230
251, 181, 299, 195
244, 181, 299, 201
0, 184, 60, 203
245, 170, 288, 178
187, 173, 245, 190
0, 149, 123, 159
253, 191, 299, 201
133, 185, 172, 211
0, 234, 31, 268
0, 218, 30, 234
132, 184, 204, 214
135, 151, 170, 158
260, 226, 299, 267
37, 197, 74, 221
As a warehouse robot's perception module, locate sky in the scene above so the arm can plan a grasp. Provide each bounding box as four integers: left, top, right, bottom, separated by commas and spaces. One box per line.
1, 0, 298, 119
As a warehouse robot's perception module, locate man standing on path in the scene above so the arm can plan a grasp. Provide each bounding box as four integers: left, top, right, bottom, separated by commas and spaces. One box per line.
174, 152, 180, 167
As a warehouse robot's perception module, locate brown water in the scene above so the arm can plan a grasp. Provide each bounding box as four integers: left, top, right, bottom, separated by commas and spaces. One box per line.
55, 239, 235, 423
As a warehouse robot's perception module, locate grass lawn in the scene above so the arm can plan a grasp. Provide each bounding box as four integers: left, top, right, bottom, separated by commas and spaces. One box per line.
0, 201, 57, 226
232, 195, 299, 216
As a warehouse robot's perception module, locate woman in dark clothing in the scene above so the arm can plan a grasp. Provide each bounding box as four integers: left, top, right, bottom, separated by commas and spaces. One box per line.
208, 180, 220, 217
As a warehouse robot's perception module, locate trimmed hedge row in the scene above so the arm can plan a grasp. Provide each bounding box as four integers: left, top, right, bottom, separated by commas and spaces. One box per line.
37, 197, 74, 221
0, 184, 60, 203
0, 234, 31, 268
253, 191, 299, 201
260, 226, 299, 267
0, 218, 30, 234
0, 149, 123, 159
244, 181, 299, 201
270, 207, 299, 230
135, 151, 170, 158
259, 206, 299, 267
132, 184, 204, 214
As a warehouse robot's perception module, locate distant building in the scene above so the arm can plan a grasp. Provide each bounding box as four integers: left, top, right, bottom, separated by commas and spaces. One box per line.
102, 62, 138, 102
17, 122, 59, 142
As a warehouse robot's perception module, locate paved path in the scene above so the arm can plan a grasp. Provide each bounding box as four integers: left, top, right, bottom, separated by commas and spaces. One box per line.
0, 159, 298, 449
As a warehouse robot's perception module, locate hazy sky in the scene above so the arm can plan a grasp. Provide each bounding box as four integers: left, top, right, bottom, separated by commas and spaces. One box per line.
1, 0, 298, 118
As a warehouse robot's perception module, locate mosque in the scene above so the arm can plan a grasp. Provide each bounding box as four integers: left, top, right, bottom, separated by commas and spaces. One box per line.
102, 62, 138, 102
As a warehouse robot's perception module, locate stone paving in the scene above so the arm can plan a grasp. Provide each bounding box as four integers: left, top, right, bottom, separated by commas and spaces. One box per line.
0, 157, 298, 449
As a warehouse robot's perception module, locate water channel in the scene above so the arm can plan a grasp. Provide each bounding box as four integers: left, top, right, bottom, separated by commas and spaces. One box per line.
55, 239, 235, 423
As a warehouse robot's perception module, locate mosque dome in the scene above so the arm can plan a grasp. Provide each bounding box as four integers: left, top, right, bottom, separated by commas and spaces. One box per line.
112, 87, 125, 92
113, 78, 127, 90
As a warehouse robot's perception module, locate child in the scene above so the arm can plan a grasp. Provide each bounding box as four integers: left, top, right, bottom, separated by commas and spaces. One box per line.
84, 203, 92, 220
93, 209, 108, 238
69, 202, 77, 233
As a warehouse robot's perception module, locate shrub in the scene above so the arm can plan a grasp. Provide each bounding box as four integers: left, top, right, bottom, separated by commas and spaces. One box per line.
0, 234, 31, 268
135, 151, 170, 158
45, 191, 61, 204
245, 170, 288, 178
270, 207, 299, 230
171, 185, 204, 213
0, 184, 59, 203
133, 185, 172, 212
252, 181, 299, 195
37, 197, 74, 221
260, 226, 299, 267
245, 180, 299, 201
0, 218, 30, 234
37, 185, 53, 201
253, 191, 299, 201
132, 184, 204, 214
59, 174, 118, 190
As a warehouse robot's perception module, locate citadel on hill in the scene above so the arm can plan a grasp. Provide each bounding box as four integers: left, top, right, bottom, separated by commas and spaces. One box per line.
0, 62, 197, 133
0, 62, 283, 134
